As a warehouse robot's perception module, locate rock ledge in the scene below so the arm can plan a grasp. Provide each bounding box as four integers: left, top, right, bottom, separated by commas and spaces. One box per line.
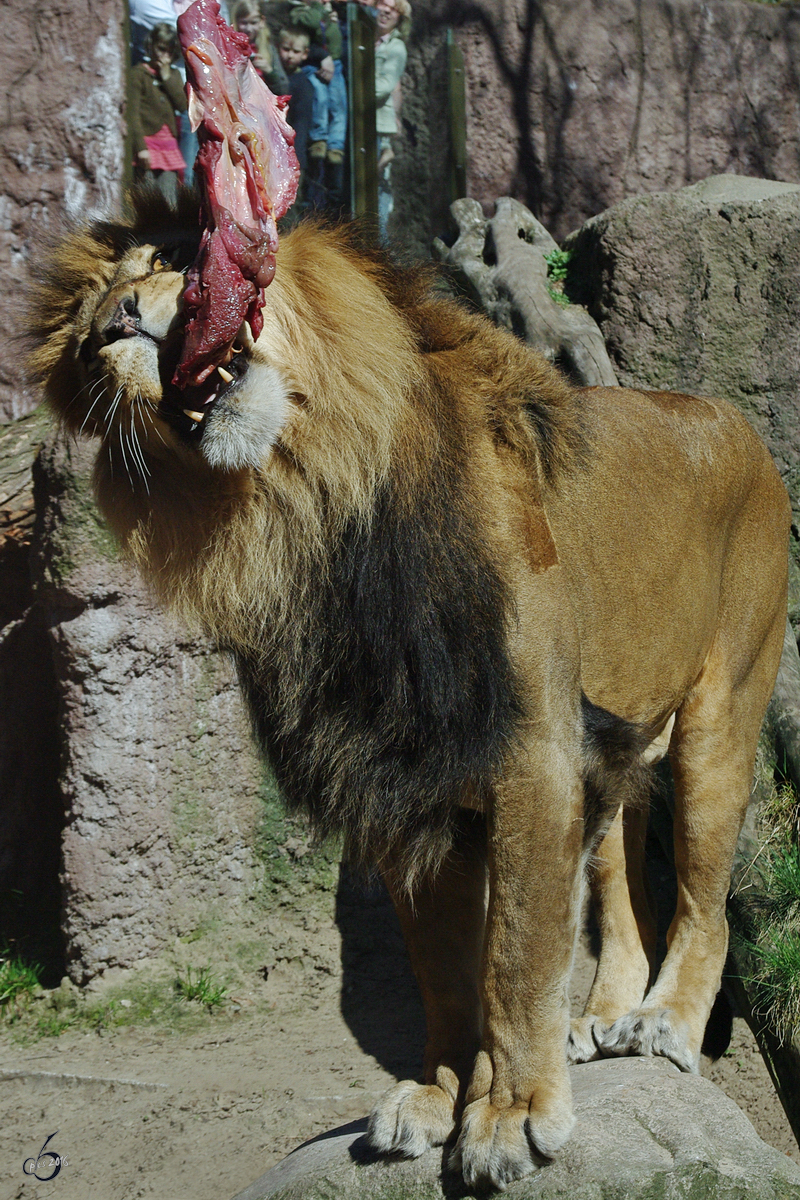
232, 1058, 800, 1200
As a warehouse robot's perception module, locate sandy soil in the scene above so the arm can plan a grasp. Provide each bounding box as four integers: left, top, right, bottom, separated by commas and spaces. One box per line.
1, 877, 797, 1200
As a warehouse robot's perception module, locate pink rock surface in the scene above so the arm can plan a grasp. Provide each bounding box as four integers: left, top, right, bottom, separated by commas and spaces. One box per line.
456, 0, 800, 240
0, 0, 125, 420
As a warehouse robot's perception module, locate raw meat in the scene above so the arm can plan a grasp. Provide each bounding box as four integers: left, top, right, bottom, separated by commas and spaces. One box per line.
174, 0, 300, 388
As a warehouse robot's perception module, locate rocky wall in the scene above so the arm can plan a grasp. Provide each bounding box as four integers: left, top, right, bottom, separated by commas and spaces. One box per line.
0, 0, 126, 421
0, 412, 62, 970
413, 0, 800, 242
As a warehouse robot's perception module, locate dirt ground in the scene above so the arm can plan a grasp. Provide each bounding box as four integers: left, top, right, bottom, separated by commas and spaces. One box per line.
0, 868, 797, 1200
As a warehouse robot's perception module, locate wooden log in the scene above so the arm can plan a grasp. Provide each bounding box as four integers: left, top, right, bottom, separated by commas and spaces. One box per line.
434, 196, 618, 387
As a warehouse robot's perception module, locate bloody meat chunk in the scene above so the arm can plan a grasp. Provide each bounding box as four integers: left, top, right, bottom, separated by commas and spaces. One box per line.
174, 0, 299, 388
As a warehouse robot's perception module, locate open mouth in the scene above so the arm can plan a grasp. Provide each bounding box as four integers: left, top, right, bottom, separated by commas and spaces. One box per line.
158, 342, 249, 440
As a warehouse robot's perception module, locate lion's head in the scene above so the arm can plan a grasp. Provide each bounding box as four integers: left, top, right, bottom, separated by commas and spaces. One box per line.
28, 189, 300, 479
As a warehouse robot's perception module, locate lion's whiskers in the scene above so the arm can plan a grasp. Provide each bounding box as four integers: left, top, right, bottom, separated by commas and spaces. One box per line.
130, 399, 152, 493
102, 387, 125, 478
118, 421, 134, 488
69, 373, 103, 411
103, 386, 124, 433
78, 376, 112, 436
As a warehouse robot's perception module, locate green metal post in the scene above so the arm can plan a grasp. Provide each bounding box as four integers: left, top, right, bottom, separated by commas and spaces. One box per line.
446, 28, 467, 205
347, 3, 378, 221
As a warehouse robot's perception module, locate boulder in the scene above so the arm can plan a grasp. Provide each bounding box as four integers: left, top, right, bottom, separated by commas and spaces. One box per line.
231, 1058, 800, 1200
566, 174, 800, 526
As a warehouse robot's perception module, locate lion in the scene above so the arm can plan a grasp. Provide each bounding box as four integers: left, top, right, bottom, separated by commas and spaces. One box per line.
28, 190, 789, 1190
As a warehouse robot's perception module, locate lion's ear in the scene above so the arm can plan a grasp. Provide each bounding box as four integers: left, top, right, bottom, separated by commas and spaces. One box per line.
525, 506, 559, 573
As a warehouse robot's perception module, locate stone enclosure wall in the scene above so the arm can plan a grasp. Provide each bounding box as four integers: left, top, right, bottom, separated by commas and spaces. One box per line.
0, 418, 267, 982
398, 0, 800, 250
0, 0, 125, 422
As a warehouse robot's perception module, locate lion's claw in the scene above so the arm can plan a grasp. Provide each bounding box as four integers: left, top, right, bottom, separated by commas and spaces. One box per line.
567, 1015, 608, 1064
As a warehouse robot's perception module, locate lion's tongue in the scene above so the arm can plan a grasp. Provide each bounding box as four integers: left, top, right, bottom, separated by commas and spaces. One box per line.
173, 0, 299, 389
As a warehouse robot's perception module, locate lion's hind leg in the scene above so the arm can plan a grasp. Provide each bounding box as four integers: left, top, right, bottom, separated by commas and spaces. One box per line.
596, 609, 786, 1072
568, 800, 657, 1064
367, 812, 486, 1159
368, 1073, 459, 1159
568, 700, 660, 1063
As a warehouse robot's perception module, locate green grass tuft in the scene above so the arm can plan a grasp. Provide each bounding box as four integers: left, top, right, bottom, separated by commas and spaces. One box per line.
175, 965, 227, 1010
0, 950, 42, 1013
761, 778, 800, 847
745, 927, 800, 1044
738, 812, 800, 1045
544, 247, 573, 308
765, 844, 800, 925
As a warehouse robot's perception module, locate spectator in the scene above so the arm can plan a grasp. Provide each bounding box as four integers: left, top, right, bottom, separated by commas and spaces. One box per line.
265, 4, 336, 87
277, 25, 316, 212
294, 3, 347, 209
231, 0, 288, 92
129, 0, 179, 65
127, 1, 201, 181
374, 0, 411, 240
129, 23, 188, 204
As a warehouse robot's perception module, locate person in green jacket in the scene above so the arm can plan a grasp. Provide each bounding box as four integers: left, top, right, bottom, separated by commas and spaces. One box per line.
266, 2, 346, 209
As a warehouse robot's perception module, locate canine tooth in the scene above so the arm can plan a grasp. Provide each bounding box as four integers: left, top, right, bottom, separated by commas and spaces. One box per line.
184, 409, 205, 422
218, 366, 234, 384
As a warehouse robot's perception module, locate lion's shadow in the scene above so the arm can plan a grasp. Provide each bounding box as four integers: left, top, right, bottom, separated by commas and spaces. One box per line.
334, 864, 425, 1080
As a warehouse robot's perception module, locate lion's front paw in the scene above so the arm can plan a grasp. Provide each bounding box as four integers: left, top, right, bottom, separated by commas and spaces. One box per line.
367, 1070, 457, 1158
594, 1006, 698, 1072
449, 1084, 574, 1190
567, 1015, 608, 1064
450, 1100, 534, 1191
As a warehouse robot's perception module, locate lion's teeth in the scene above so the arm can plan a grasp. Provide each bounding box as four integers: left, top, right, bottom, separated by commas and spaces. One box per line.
184, 409, 205, 422
218, 366, 234, 384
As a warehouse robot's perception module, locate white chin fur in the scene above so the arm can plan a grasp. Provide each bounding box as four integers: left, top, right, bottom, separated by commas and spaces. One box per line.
200, 364, 289, 471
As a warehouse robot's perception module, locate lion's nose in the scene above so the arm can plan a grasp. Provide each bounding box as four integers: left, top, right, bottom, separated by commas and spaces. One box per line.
101, 294, 141, 344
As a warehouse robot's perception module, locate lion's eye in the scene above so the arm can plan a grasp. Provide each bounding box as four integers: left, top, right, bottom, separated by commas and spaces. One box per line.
151, 251, 171, 272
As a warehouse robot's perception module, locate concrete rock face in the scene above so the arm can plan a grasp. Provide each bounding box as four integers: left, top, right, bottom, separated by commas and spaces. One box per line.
0, 0, 125, 421
233, 1058, 800, 1200
566, 175, 800, 524
448, 0, 800, 241
31, 435, 264, 982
